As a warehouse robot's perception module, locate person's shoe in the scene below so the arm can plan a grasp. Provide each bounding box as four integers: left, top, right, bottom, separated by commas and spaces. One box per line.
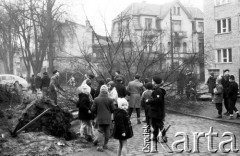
228, 116, 234, 120
236, 113, 240, 118
97, 146, 104, 152
137, 118, 141, 124
103, 145, 108, 149
217, 115, 222, 118
224, 112, 230, 116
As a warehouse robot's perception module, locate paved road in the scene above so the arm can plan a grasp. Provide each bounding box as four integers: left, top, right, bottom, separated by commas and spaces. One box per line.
70, 112, 240, 156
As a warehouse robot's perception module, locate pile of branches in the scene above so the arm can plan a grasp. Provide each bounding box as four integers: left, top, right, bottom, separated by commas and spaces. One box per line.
11, 98, 75, 140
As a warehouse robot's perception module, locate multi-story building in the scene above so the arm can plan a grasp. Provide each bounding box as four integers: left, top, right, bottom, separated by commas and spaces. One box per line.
111, 0, 204, 80
52, 20, 93, 73
204, 0, 240, 83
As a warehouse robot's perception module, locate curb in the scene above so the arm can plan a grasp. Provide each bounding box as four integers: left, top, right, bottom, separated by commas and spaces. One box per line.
166, 109, 240, 125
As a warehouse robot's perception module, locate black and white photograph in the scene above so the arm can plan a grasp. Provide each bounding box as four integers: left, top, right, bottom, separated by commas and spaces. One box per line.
0, 0, 240, 155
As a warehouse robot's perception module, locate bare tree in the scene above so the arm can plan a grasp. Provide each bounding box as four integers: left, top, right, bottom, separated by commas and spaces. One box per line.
0, 2, 18, 74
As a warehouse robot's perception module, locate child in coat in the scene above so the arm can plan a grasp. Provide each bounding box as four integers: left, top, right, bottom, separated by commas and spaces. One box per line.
91, 85, 115, 152
77, 84, 94, 141
113, 98, 133, 156
141, 82, 153, 125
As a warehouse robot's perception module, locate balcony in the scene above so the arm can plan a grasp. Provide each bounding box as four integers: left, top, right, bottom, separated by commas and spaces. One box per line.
172, 31, 187, 39
198, 32, 204, 40
166, 52, 197, 59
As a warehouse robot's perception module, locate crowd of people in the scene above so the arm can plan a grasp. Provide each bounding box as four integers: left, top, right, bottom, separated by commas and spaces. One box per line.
75, 71, 166, 155
29, 70, 64, 104
206, 69, 240, 119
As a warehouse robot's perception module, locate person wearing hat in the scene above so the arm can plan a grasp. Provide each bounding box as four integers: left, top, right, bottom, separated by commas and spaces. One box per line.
91, 85, 115, 152
206, 72, 216, 98
114, 70, 125, 85
141, 82, 153, 124
213, 77, 223, 118
126, 74, 144, 124
77, 84, 94, 141
41, 72, 50, 98
113, 98, 133, 156
115, 77, 128, 99
146, 76, 166, 152
49, 70, 64, 105
106, 78, 112, 84
228, 75, 240, 119
221, 69, 230, 116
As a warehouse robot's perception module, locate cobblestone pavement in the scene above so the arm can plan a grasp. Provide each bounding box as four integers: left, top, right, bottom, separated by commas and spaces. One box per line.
106, 112, 240, 156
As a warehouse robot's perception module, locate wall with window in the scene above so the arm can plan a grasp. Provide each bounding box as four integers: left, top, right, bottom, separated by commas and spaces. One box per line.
160, 4, 197, 54
139, 16, 157, 30
204, 0, 240, 83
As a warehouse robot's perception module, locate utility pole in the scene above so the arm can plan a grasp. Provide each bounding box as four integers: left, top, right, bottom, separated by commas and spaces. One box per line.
170, 8, 174, 70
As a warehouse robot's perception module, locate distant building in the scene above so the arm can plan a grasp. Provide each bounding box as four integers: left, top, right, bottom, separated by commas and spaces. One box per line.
204, 0, 240, 83
50, 20, 94, 73
110, 0, 204, 80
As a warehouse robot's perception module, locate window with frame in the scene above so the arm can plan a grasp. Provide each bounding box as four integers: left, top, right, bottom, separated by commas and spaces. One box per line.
172, 7, 180, 15
217, 48, 232, 63
198, 22, 204, 33
177, 7, 180, 15
172, 20, 181, 32
216, 18, 231, 34
145, 18, 152, 30
118, 22, 122, 36
215, 0, 229, 6
183, 42, 187, 53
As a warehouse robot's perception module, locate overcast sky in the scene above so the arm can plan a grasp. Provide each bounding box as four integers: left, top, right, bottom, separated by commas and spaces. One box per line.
63, 0, 203, 35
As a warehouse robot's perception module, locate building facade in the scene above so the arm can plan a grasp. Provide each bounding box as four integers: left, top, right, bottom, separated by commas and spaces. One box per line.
52, 20, 93, 73
204, 0, 240, 84
111, 0, 204, 80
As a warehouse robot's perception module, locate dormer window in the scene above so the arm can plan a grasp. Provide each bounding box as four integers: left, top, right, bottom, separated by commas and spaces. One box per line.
173, 6, 180, 16
145, 18, 152, 30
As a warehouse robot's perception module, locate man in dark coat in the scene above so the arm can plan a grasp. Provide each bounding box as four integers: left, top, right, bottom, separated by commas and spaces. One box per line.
30, 75, 36, 94
35, 73, 42, 94
41, 72, 50, 98
115, 78, 127, 98
206, 72, 216, 97
86, 79, 95, 99
177, 71, 185, 95
113, 70, 125, 85
146, 76, 166, 152
221, 69, 230, 115
49, 70, 64, 105
228, 75, 240, 119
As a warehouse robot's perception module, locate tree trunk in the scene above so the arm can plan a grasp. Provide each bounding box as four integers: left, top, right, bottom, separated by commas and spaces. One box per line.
47, 0, 54, 74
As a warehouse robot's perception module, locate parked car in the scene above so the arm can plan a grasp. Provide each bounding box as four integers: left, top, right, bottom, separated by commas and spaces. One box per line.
0, 74, 29, 91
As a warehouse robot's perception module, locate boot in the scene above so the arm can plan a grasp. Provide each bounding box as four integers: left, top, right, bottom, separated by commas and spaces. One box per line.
137, 118, 141, 124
